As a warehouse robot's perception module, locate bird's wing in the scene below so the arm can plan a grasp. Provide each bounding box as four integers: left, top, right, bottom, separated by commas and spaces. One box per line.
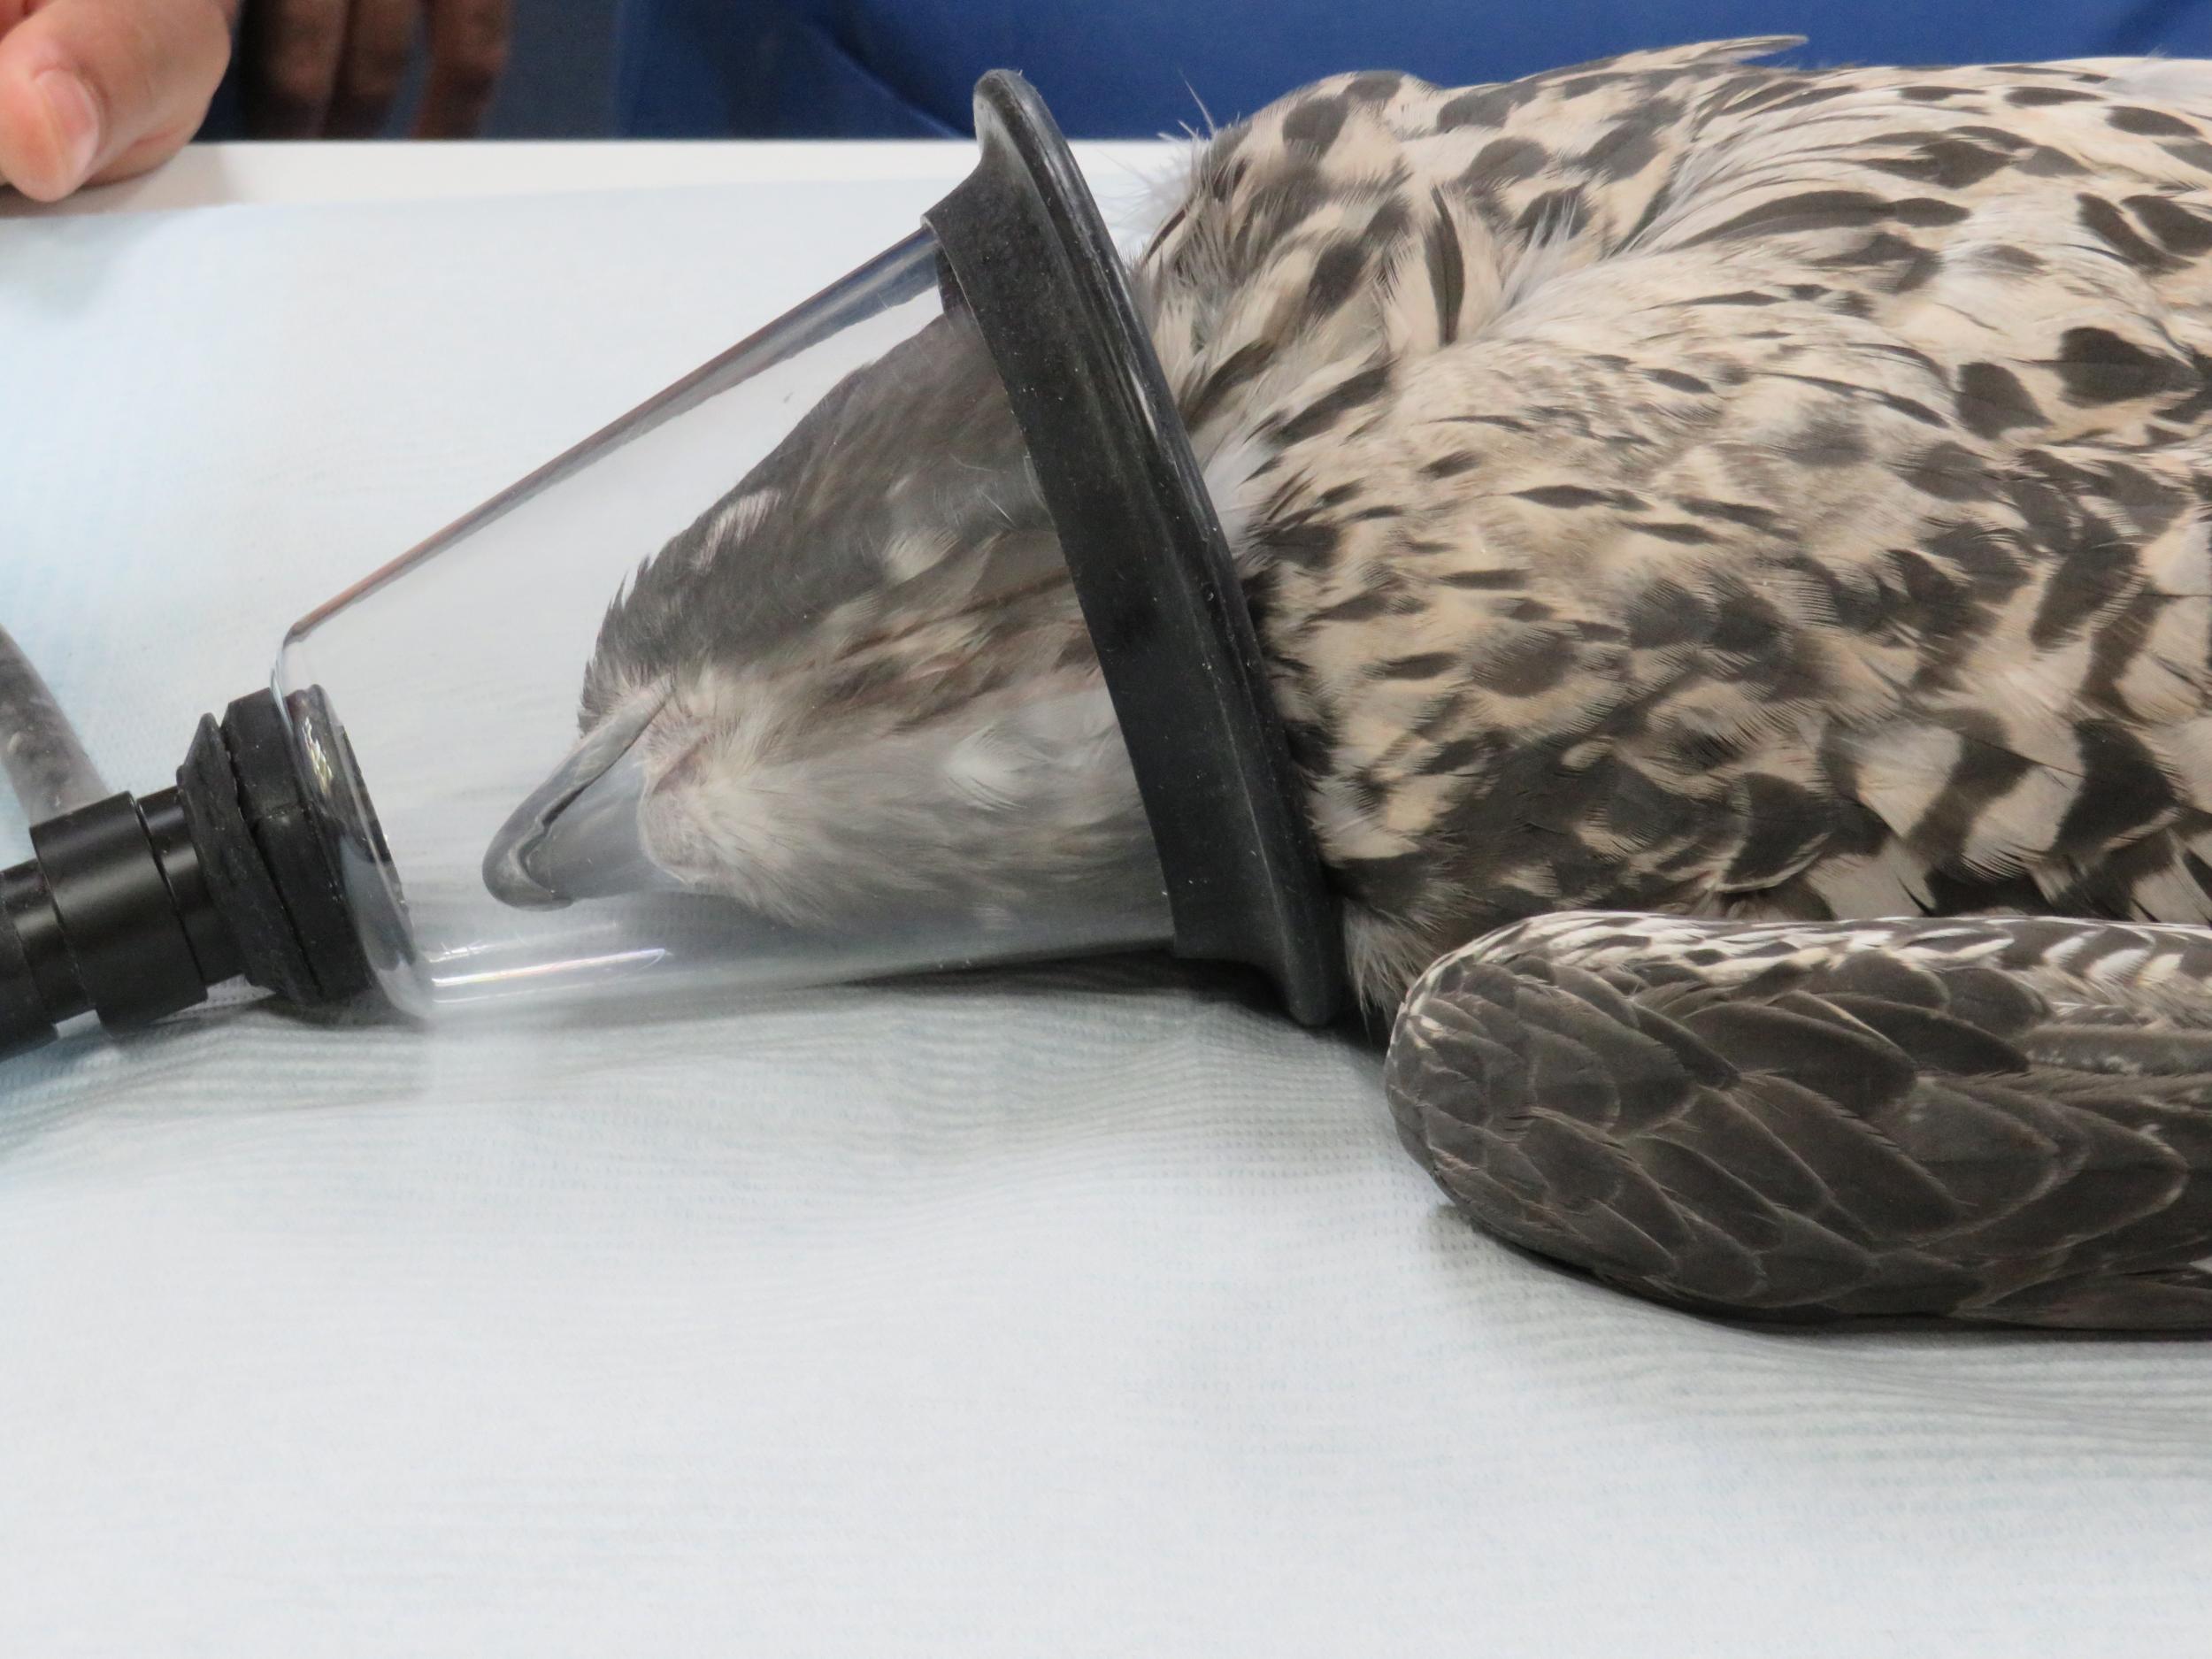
1385, 911, 2212, 1328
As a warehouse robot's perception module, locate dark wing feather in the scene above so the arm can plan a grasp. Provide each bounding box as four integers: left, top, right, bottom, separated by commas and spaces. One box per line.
1386, 912, 2212, 1329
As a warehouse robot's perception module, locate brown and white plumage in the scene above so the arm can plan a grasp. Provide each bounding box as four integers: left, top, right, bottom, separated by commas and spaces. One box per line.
522, 40, 2212, 1326
1387, 911, 2212, 1326
1136, 41, 2212, 1325
1139, 39, 2212, 1002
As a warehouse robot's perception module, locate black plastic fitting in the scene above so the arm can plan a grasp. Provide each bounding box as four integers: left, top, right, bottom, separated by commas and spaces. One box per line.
0, 690, 372, 1061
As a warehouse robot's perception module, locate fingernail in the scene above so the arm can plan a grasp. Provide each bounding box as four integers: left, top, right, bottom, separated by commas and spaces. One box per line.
34, 68, 99, 188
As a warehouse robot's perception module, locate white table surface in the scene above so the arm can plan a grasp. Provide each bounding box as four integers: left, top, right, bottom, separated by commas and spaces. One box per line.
0, 137, 1179, 216
1, 140, 2208, 1659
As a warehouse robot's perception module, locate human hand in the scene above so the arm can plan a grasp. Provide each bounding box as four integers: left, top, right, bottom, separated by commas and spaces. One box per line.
0, 0, 235, 200
0, 0, 512, 204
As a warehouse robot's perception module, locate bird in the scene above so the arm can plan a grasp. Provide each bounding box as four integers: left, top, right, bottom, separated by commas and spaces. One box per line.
487, 38, 2212, 1329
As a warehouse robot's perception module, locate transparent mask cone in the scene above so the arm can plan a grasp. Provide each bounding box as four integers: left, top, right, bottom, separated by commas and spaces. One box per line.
279, 227, 1171, 1018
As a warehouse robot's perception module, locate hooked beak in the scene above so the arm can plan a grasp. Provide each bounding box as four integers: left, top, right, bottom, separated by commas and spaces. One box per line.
483, 697, 684, 909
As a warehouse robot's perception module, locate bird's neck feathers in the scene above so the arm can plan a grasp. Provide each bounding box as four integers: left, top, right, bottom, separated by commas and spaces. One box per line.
1134, 89, 1616, 586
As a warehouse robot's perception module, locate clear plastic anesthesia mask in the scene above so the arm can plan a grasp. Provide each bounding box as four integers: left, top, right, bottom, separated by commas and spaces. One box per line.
0, 73, 1345, 1065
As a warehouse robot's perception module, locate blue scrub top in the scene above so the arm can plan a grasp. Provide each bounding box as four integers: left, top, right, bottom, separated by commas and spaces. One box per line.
612, 0, 2212, 139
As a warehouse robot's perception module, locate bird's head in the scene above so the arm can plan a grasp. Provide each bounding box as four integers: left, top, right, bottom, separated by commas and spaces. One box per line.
480, 308, 1161, 935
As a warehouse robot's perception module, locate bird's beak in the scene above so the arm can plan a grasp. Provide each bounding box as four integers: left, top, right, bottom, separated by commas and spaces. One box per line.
482, 697, 682, 909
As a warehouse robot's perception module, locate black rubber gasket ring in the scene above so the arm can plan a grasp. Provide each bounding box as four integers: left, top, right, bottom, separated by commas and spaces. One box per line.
925, 71, 1348, 1025
218, 691, 373, 1004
